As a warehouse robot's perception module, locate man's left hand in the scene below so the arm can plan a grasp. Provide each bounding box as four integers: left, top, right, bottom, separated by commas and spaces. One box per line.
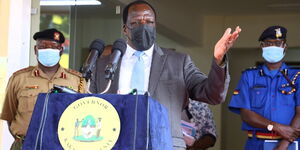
214, 26, 242, 65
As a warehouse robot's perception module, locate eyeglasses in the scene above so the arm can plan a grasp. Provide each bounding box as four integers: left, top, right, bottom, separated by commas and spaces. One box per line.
261, 40, 285, 47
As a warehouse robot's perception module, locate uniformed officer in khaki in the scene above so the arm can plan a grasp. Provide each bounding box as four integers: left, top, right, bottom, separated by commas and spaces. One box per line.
0, 28, 86, 150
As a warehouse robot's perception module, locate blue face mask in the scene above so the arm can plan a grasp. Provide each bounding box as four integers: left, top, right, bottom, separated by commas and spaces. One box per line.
262, 46, 285, 63
37, 48, 61, 67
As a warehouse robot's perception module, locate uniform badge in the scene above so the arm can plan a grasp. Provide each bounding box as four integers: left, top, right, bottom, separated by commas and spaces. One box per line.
275, 28, 282, 38
54, 32, 60, 41
34, 70, 40, 77
233, 90, 239, 95
60, 72, 67, 79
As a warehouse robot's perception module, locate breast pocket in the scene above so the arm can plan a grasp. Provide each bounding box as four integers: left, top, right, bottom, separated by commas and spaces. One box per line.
250, 86, 267, 108
278, 86, 296, 106
18, 89, 41, 112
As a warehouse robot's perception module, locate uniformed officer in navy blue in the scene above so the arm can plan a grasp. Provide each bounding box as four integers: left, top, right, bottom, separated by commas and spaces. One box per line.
229, 25, 300, 150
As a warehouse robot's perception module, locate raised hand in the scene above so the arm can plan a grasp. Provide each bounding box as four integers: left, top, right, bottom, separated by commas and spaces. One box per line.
214, 26, 241, 65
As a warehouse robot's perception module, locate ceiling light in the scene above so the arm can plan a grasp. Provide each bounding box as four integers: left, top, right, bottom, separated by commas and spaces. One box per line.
40, 0, 101, 6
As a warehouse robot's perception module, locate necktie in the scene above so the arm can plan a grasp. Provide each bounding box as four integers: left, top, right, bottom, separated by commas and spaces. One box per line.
130, 51, 145, 94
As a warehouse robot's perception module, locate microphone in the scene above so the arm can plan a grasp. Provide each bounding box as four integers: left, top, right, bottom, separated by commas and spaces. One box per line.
105, 38, 127, 80
52, 85, 78, 94
80, 39, 105, 81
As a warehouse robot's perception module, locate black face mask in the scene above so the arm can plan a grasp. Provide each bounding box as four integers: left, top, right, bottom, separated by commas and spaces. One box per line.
130, 24, 156, 51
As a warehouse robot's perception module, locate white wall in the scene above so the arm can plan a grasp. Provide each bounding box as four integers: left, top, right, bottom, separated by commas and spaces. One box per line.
1, 0, 32, 149
7, 0, 31, 75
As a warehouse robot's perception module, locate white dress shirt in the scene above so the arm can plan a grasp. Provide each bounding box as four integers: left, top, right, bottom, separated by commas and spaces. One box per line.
118, 44, 154, 94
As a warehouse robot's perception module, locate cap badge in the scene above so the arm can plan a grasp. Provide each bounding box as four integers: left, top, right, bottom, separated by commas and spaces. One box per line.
275, 28, 282, 38
54, 32, 60, 41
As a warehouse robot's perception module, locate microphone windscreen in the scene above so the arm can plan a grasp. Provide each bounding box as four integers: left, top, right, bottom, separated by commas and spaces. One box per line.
89, 39, 105, 53
112, 38, 127, 56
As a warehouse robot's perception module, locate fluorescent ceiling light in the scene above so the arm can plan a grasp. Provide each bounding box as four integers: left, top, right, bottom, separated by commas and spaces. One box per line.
40, 0, 101, 6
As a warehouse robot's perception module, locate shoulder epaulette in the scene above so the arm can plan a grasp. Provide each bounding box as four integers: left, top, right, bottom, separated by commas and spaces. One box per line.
288, 66, 300, 70
64, 68, 82, 77
286, 67, 300, 76
242, 66, 259, 72
13, 66, 35, 76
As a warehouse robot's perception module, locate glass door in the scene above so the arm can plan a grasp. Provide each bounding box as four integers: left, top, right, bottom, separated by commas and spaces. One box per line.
40, 0, 123, 70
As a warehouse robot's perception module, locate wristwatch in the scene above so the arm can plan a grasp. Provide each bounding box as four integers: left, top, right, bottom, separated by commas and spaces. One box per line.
267, 124, 274, 131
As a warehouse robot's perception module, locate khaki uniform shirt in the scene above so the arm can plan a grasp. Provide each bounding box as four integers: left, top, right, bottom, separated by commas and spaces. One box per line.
0, 66, 86, 136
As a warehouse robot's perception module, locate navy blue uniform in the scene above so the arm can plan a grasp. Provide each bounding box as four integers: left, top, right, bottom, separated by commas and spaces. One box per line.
229, 63, 300, 149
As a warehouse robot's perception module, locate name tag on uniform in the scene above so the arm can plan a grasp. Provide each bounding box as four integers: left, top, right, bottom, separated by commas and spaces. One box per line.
25, 85, 39, 89
253, 84, 267, 89
264, 140, 298, 150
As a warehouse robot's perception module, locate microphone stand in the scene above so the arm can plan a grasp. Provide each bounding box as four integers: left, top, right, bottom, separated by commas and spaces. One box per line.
99, 79, 112, 94
99, 65, 115, 94
99, 38, 125, 94
80, 71, 93, 94
86, 80, 92, 94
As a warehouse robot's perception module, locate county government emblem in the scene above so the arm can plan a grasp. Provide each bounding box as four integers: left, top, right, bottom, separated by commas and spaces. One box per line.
58, 97, 121, 150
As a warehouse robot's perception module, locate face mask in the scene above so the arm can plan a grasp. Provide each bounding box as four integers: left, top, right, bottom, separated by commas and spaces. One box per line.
37, 48, 61, 67
130, 24, 156, 51
262, 46, 285, 63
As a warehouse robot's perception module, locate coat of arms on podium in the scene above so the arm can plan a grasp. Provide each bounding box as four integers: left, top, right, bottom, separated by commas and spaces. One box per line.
58, 97, 121, 150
